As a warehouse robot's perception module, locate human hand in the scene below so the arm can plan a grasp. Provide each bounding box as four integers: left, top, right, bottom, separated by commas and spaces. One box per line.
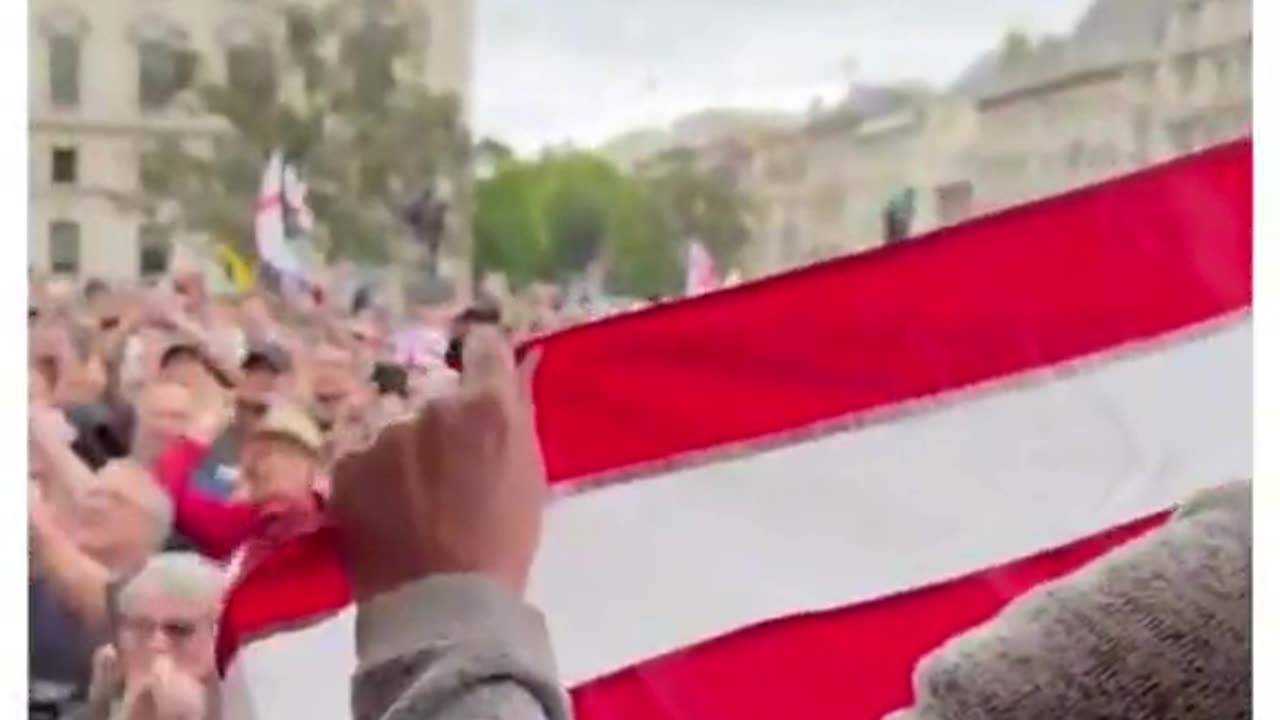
122, 656, 206, 720
330, 327, 545, 600
187, 389, 232, 445
29, 404, 75, 449
86, 645, 124, 710
28, 481, 55, 538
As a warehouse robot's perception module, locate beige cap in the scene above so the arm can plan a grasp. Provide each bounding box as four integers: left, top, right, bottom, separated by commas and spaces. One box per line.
251, 403, 324, 454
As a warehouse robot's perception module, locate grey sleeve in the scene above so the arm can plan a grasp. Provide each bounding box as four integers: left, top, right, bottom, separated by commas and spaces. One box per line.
351, 575, 571, 720
889, 482, 1251, 720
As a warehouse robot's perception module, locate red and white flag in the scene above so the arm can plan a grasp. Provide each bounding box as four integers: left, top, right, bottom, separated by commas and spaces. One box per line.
218, 141, 1252, 720
254, 151, 319, 293
685, 240, 719, 296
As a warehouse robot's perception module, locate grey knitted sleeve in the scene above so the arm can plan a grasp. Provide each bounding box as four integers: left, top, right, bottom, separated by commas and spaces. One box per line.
890, 481, 1250, 720
351, 575, 571, 720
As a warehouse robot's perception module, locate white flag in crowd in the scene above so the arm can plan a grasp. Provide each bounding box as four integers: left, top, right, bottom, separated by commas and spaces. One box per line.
254, 151, 317, 289
685, 240, 718, 296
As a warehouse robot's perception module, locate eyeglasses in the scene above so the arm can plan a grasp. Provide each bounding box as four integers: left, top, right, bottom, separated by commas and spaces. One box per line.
118, 615, 209, 644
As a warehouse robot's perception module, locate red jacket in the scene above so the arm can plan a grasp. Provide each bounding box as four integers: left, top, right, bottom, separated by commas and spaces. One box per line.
153, 437, 328, 563
153, 437, 257, 561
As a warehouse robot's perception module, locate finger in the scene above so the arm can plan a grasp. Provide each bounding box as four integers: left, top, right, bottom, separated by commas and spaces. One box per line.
152, 655, 176, 682
515, 345, 542, 404
460, 326, 516, 392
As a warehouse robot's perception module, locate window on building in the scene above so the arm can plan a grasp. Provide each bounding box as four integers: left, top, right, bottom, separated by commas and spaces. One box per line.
1176, 55, 1198, 96
1167, 120, 1195, 156
138, 39, 193, 110
1212, 52, 1232, 90
51, 146, 78, 185
48, 34, 81, 108
137, 223, 171, 277
49, 220, 81, 276
226, 44, 277, 102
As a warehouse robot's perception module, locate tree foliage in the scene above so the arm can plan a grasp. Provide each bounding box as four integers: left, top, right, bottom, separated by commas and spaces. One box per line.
999, 28, 1035, 66
126, 0, 469, 266
636, 147, 755, 268
472, 146, 751, 298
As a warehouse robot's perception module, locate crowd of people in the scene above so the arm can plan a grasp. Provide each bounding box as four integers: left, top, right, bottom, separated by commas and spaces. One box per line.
27, 266, 559, 719
28, 266, 1250, 720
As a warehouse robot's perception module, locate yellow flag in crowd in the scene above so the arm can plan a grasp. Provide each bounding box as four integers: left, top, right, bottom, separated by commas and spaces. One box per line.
217, 243, 256, 292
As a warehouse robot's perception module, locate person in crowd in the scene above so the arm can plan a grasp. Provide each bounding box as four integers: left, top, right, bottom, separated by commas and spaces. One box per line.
189, 343, 293, 500
307, 343, 359, 435
156, 345, 218, 398
75, 552, 226, 720
30, 461, 174, 716
368, 362, 411, 424
131, 383, 195, 467
156, 402, 327, 565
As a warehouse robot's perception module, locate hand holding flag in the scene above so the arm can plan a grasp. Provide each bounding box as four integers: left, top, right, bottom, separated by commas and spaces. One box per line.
329, 327, 545, 600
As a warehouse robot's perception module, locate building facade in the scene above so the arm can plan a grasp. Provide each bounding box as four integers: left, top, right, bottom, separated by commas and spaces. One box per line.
28, 0, 473, 281
735, 0, 1251, 278
961, 0, 1251, 217
742, 95, 978, 274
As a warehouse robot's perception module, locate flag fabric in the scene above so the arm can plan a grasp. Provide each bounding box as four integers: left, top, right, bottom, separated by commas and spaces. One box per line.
685, 240, 718, 296
216, 243, 256, 293
217, 140, 1252, 720
254, 151, 318, 291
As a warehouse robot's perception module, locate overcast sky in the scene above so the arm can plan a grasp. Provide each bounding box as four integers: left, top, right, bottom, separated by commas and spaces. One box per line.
473, 0, 1096, 152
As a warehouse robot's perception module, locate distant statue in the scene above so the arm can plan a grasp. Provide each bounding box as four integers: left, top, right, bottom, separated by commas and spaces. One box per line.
883, 188, 916, 244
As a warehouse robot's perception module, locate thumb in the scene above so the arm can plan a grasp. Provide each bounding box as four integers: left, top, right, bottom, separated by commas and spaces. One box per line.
93, 644, 119, 673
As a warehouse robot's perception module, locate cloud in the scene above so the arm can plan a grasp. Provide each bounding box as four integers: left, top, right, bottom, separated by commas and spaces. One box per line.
473, 0, 1094, 151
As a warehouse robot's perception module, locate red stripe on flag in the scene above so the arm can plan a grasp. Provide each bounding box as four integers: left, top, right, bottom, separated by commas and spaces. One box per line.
256, 191, 284, 214
530, 141, 1252, 485
570, 512, 1168, 720
217, 525, 352, 675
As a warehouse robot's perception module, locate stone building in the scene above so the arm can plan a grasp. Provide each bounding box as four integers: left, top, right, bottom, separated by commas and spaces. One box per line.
738, 0, 1252, 278
28, 0, 474, 281
960, 0, 1251, 217
743, 90, 978, 273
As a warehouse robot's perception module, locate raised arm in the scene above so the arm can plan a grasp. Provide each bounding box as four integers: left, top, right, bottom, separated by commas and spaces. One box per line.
29, 405, 96, 526
332, 329, 570, 720
154, 436, 256, 562
29, 484, 114, 635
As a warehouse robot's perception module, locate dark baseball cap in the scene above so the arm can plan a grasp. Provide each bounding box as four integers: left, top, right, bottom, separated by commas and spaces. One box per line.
241, 342, 292, 374
160, 342, 235, 389
159, 343, 205, 368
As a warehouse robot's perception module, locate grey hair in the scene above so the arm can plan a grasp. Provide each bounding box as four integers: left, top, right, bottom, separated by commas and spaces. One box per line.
117, 552, 228, 617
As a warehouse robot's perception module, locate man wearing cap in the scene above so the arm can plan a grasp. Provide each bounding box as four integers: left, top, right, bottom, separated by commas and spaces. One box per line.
189, 342, 293, 500
154, 401, 327, 564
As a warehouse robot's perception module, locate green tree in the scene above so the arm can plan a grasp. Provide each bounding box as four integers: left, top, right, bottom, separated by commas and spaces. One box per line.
604, 182, 682, 298
636, 147, 754, 270
124, 0, 469, 268
471, 150, 683, 296
472, 159, 549, 287
999, 28, 1035, 66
